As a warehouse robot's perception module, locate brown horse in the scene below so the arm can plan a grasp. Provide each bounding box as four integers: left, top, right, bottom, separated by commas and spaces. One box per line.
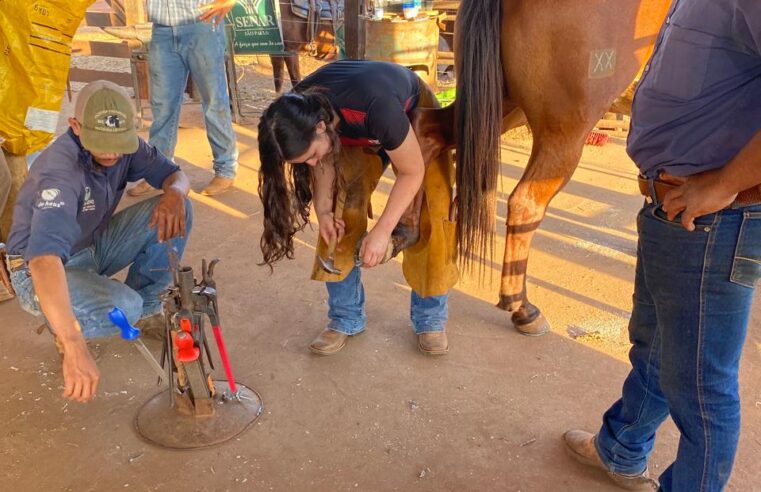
413, 0, 670, 334
270, 0, 337, 94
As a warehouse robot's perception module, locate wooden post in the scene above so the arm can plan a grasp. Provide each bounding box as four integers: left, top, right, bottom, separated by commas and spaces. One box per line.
344, 0, 361, 59
0, 150, 29, 243
106, 0, 147, 25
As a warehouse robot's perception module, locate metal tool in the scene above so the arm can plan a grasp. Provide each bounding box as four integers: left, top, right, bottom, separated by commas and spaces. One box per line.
318, 188, 347, 274
129, 251, 262, 449
196, 258, 239, 397
109, 307, 168, 385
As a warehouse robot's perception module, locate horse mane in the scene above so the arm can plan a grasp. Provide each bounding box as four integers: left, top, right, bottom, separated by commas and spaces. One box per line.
454, 0, 503, 273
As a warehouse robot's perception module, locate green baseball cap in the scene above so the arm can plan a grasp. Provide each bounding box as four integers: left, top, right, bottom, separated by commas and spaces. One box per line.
75, 80, 139, 154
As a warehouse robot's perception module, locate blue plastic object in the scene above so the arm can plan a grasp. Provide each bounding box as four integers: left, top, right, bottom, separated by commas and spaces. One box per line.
109, 307, 141, 341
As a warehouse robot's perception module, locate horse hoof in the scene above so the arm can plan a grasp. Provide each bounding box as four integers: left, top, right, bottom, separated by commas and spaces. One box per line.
389, 230, 420, 258
513, 313, 550, 337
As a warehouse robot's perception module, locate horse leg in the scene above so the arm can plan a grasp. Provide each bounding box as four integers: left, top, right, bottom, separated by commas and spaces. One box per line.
284, 54, 302, 90
390, 82, 454, 258
497, 125, 589, 335
389, 188, 424, 258
271, 55, 285, 94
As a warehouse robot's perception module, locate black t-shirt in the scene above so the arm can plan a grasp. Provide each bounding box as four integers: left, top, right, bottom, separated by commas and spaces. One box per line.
295, 60, 421, 150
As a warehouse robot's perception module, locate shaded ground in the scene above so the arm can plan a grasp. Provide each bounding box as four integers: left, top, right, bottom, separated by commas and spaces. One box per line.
1, 60, 760, 492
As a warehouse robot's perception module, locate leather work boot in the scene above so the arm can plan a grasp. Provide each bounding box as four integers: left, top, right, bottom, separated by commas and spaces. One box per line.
309, 328, 349, 355
417, 332, 449, 355
563, 430, 659, 491
201, 176, 235, 196
136, 313, 167, 341
127, 179, 155, 197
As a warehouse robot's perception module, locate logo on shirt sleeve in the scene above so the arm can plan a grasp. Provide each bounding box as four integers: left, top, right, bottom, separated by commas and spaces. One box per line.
40, 188, 60, 201
82, 186, 96, 213
35, 188, 66, 210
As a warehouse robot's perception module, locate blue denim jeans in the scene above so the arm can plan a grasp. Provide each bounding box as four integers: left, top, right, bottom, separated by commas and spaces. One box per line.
595, 201, 761, 491
148, 22, 238, 179
11, 196, 193, 338
326, 266, 448, 335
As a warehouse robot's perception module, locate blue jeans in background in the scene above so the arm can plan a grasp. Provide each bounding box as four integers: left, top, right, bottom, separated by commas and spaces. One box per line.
148, 22, 238, 179
11, 196, 193, 338
595, 202, 761, 491
326, 266, 448, 335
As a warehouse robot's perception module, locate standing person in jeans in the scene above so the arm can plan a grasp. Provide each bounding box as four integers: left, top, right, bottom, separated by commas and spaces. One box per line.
6, 81, 193, 403
257, 61, 458, 356
564, 1, 761, 490
129, 0, 239, 197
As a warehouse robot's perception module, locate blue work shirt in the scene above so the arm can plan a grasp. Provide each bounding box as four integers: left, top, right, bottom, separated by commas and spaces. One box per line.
628, 0, 761, 178
7, 129, 179, 262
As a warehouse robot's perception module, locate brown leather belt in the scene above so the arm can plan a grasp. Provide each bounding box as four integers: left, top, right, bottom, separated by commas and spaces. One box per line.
637, 176, 761, 208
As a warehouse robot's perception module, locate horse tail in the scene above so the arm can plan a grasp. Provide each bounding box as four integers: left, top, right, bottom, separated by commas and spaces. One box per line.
454, 0, 503, 272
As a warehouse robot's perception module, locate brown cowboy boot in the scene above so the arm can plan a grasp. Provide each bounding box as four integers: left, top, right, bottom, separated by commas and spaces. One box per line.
136, 312, 167, 341
309, 328, 350, 356
563, 430, 659, 491
418, 332, 448, 355
201, 176, 235, 196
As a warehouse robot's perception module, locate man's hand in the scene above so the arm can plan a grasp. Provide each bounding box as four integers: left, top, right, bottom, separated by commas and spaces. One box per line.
61, 339, 100, 402
149, 188, 186, 242
661, 170, 737, 231
198, 0, 236, 27
318, 212, 345, 245
359, 227, 391, 268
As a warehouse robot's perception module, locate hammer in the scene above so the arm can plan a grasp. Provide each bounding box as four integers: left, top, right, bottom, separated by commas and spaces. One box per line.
318, 187, 347, 274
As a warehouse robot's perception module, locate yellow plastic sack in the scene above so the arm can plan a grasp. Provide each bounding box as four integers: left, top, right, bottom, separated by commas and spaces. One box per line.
0, 0, 93, 155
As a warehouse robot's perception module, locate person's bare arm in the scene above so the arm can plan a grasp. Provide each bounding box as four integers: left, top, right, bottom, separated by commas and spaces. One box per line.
149, 170, 190, 242
359, 127, 425, 267
662, 130, 761, 230
198, 0, 236, 27
312, 159, 344, 244
28, 255, 99, 402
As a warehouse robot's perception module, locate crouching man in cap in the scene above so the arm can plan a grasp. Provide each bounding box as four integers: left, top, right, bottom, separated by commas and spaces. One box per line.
5, 81, 192, 402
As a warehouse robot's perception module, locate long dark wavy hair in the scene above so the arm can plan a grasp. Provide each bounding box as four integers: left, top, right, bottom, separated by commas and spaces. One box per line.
257, 89, 341, 267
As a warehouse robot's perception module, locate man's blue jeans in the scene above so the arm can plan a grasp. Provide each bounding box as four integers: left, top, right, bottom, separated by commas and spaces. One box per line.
595, 202, 761, 491
148, 22, 238, 179
11, 196, 193, 338
326, 266, 448, 335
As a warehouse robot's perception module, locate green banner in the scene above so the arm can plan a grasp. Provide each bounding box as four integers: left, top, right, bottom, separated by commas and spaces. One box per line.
225, 0, 285, 54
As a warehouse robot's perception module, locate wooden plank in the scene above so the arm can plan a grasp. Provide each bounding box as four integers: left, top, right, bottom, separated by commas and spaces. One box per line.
432, 1, 460, 10
84, 10, 126, 27
69, 67, 133, 87
121, 0, 147, 25
438, 51, 454, 64
105, 0, 127, 21
345, 0, 361, 59
596, 118, 630, 130
71, 39, 131, 58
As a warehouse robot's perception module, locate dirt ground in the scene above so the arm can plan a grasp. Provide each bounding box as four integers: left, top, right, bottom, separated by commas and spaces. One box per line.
1, 56, 760, 492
